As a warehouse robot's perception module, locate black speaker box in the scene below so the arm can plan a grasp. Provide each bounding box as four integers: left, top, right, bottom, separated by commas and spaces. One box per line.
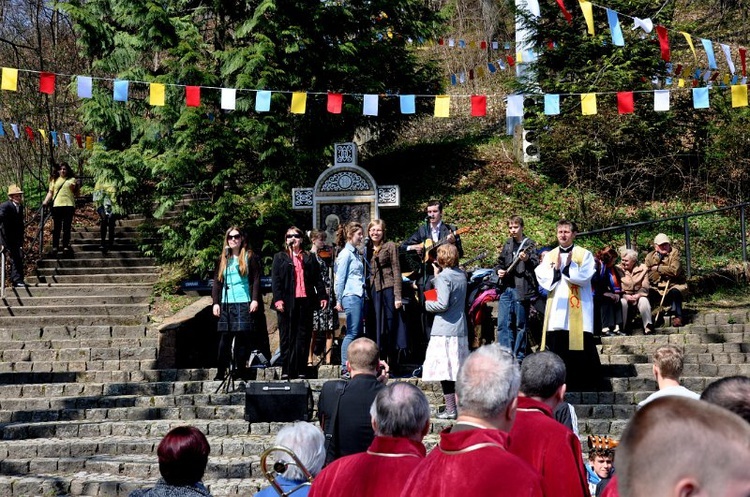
245, 381, 313, 422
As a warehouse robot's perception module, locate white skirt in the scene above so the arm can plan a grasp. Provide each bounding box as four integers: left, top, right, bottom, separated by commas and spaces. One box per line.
422, 335, 470, 382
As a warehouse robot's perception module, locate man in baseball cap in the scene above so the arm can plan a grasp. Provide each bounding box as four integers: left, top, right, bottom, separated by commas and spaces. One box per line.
644, 233, 686, 327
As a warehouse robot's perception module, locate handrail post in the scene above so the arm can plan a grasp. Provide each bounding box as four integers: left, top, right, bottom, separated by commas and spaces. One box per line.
742, 204, 748, 268
625, 226, 632, 249
683, 216, 691, 279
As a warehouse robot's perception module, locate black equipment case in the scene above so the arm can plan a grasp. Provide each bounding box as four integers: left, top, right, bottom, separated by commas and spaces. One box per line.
245, 381, 313, 422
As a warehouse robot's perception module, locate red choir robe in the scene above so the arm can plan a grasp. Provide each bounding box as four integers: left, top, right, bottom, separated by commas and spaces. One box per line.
508, 396, 591, 497
400, 425, 543, 497
309, 436, 425, 497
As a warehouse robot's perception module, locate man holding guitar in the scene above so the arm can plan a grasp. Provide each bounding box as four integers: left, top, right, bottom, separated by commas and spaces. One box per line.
401, 200, 465, 341
495, 215, 538, 362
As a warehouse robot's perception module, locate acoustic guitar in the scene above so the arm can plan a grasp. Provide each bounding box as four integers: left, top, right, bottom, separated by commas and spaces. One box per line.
422, 227, 472, 263
498, 242, 535, 288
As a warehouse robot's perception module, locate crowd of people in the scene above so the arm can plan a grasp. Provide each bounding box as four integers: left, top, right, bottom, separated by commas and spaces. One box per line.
130, 340, 750, 497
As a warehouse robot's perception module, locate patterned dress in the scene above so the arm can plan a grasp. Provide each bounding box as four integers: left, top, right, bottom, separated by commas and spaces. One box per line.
312, 249, 338, 333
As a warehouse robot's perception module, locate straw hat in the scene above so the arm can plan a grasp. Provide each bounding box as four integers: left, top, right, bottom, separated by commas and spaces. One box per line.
7, 184, 23, 196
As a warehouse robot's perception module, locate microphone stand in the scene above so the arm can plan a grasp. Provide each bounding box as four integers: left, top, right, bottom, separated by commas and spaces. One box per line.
216, 251, 236, 393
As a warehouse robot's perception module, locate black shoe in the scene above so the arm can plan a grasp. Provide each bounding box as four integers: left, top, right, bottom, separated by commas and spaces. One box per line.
12, 281, 28, 288
280, 373, 290, 380
213, 370, 226, 381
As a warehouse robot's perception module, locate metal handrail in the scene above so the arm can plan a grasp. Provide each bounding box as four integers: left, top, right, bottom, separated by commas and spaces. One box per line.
578, 201, 750, 279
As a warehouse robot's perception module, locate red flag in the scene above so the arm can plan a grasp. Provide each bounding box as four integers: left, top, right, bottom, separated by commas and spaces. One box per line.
617, 92, 634, 114
24, 126, 34, 141
740, 47, 747, 77
480, 41, 487, 50
76, 134, 83, 148
506, 56, 515, 67
656, 25, 670, 62
186, 86, 200, 107
471, 95, 487, 117
555, 0, 573, 23
327, 93, 343, 114
40, 72, 55, 94
438, 38, 444, 45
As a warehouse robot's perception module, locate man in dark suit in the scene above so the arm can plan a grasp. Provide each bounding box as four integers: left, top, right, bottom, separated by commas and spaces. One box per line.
318, 338, 388, 464
0, 185, 27, 287
401, 200, 464, 343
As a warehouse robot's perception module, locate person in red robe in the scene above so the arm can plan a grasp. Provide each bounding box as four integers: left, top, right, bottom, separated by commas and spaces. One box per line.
309, 382, 429, 497
508, 351, 591, 497
401, 344, 543, 497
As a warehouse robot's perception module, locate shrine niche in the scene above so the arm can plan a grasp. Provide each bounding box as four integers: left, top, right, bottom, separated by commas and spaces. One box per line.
292, 142, 400, 231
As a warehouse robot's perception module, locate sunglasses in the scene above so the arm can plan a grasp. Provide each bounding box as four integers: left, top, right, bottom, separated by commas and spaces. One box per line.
286, 234, 302, 239
227, 234, 242, 240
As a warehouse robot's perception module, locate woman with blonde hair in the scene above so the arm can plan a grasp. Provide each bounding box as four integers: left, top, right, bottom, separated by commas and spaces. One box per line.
211, 227, 261, 381
423, 244, 469, 419
334, 221, 365, 378
367, 219, 405, 364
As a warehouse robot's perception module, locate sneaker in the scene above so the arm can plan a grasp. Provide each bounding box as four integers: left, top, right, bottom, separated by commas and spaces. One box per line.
12, 281, 28, 288
601, 327, 611, 337
645, 323, 655, 334
436, 410, 457, 420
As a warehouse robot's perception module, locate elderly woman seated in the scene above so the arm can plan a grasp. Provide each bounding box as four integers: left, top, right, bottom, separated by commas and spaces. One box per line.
618, 248, 654, 334
129, 425, 212, 497
255, 421, 325, 497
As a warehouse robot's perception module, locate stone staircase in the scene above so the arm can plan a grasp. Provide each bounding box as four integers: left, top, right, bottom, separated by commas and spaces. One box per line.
1, 217, 749, 495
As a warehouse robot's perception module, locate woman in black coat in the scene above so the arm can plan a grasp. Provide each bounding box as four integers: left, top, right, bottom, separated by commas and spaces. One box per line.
271, 226, 328, 379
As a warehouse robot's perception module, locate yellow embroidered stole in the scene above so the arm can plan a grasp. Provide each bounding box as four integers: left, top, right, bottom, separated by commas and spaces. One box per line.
541, 246, 585, 351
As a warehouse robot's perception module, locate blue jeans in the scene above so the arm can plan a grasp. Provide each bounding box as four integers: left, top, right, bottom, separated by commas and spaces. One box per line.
497, 287, 529, 361
340, 294, 364, 369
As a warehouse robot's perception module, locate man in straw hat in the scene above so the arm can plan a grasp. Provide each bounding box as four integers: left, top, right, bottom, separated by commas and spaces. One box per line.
0, 184, 27, 287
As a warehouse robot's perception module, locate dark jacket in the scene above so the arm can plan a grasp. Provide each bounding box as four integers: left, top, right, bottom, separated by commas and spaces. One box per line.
401, 222, 464, 276
129, 480, 212, 497
494, 237, 539, 300
271, 250, 327, 313
0, 199, 24, 249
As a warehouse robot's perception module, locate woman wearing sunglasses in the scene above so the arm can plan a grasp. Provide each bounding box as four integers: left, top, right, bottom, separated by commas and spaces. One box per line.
212, 227, 261, 381
271, 226, 328, 380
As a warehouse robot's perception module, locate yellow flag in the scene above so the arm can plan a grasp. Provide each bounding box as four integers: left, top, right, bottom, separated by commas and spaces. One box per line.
517, 51, 523, 63
1, 68, 18, 91
579, 1, 595, 35
477, 66, 486, 78
434, 95, 450, 117
678, 79, 685, 87
581, 93, 597, 115
150, 83, 166, 106
291, 92, 307, 114
39, 129, 47, 141
732, 85, 748, 108
86, 136, 94, 150
680, 32, 697, 62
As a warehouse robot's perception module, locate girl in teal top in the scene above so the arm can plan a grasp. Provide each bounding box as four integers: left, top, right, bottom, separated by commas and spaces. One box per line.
212, 226, 261, 381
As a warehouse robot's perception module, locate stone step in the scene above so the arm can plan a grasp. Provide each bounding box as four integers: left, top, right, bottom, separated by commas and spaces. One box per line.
600, 352, 750, 366
0, 314, 149, 327
600, 341, 750, 355
0, 303, 151, 317
36, 258, 157, 269
0, 358, 158, 375
0, 345, 157, 366
0, 473, 266, 497
42, 250, 147, 260
0, 325, 150, 341
32, 274, 159, 285
4, 284, 153, 298
601, 328, 750, 343
2, 295, 151, 307
36, 266, 159, 277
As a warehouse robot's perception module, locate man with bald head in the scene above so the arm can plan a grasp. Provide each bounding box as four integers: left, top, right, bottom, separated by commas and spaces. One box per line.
318, 337, 387, 463
401, 344, 543, 497
617, 396, 750, 497
310, 382, 429, 497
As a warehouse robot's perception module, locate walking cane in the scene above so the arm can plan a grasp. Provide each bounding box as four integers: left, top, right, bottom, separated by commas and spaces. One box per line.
654, 279, 671, 324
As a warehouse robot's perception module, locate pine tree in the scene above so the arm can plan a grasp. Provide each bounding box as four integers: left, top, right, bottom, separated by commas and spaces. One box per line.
62, 0, 446, 273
